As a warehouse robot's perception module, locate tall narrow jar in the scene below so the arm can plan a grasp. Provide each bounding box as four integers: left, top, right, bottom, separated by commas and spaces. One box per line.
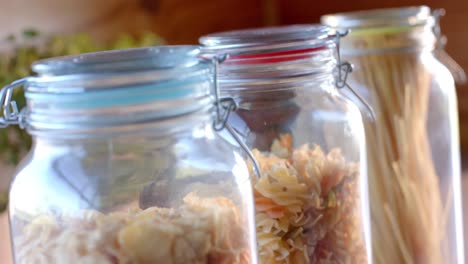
200, 25, 371, 264
4, 46, 258, 264
322, 6, 464, 264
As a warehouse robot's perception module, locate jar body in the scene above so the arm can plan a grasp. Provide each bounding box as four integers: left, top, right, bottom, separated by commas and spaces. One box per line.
8, 120, 257, 263
223, 76, 370, 263
344, 40, 464, 263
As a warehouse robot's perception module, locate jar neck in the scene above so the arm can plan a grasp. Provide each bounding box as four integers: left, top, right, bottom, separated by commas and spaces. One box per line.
222, 71, 336, 152
340, 24, 436, 56
27, 102, 214, 139
221, 72, 335, 106
31, 109, 214, 145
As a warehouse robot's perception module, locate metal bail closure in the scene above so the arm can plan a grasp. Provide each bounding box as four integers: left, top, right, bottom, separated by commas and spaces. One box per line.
0, 78, 27, 129
432, 8, 447, 49
333, 31, 376, 121
211, 55, 262, 178
212, 54, 234, 131
432, 9, 467, 84
334, 30, 351, 89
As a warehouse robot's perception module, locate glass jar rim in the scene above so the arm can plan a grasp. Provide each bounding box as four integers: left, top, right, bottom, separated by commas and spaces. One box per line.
199, 24, 331, 50
321, 6, 435, 30
32, 45, 202, 76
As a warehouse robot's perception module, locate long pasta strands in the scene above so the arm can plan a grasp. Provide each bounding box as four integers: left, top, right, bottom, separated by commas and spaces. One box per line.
351, 48, 451, 264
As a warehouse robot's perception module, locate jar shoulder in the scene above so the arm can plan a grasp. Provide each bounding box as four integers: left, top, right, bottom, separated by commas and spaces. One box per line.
9, 133, 251, 214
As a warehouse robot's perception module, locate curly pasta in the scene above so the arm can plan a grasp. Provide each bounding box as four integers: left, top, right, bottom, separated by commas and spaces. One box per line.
251, 135, 366, 264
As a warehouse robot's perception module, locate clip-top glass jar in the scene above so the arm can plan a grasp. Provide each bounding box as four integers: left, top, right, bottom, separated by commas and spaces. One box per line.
200, 25, 371, 263
322, 6, 465, 264
4, 46, 257, 264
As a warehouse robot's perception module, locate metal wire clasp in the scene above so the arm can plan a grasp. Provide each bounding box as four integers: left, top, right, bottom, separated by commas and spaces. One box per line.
334, 30, 352, 89
432, 9, 447, 49
211, 54, 235, 131
0, 78, 27, 129
211, 55, 262, 178
333, 31, 376, 121
431, 8, 467, 84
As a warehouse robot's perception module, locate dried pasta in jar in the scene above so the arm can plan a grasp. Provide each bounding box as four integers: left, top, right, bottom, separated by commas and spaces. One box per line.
14, 193, 251, 264
250, 135, 367, 263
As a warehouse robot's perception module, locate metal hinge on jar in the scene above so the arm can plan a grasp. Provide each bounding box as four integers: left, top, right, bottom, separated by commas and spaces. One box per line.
211, 55, 262, 179
333, 30, 376, 121
0, 78, 28, 129
432, 8, 467, 85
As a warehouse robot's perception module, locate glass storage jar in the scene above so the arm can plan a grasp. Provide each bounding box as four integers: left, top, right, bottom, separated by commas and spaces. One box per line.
200, 25, 371, 264
4, 46, 258, 264
322, 6, 465, 264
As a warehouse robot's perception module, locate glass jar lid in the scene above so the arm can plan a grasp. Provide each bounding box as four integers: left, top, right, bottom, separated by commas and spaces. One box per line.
32, 46, 202, 76
321, 6, 440, 55
199, 24, 337, 59
1, 46, 215, 135
28, 46, 209, 92
199, 24, 339, 83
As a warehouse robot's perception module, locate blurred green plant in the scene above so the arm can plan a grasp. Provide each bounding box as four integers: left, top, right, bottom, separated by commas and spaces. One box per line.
0, 29, 164, 165
0, 191, 6, 212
